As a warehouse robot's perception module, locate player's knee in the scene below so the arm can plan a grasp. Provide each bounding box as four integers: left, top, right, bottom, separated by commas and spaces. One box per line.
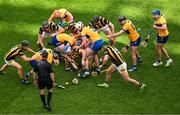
103, 57, 108, 62
17, 65, 22, 70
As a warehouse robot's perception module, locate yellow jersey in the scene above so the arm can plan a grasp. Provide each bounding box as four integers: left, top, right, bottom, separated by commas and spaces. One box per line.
154, 15, 169, 37
56, 33, 75, 46
81, 26, 101, 42
55, 9, 72, 23
4, 44, 24, 61
122, 20, 139, 42
32, 48, 53, 64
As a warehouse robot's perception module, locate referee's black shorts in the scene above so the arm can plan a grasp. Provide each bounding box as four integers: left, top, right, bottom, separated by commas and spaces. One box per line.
38, 79, 53, 90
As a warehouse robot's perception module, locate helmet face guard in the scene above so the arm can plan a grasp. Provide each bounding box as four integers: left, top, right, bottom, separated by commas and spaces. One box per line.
118, 16, 126, 22
75, 21, 84, 32
68, 23, 78, 33
93, 15, 100, 23
21, 40, 29, 47
42, 21, 49, 29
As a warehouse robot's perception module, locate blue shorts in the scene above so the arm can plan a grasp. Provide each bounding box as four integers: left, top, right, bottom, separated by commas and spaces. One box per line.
51, 36, 61, 47
90, 39, 103, 52
30, 60, 38, 68
130, 37, 141, 46
156, 35, 169, 44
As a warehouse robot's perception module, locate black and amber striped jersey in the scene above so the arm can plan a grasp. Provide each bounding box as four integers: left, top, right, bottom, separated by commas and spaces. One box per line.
4, 44, 24, 61
105, 45, 125, 66
39, 22, 59, 34
89, 16, 109, 29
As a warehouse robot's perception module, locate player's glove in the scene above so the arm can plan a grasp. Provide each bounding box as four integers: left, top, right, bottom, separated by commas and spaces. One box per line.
141, 39, 148, 47
121, 45, 129, 54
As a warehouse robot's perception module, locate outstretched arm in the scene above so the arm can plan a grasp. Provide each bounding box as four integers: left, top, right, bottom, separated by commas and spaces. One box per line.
26, 48, 36, 54
66, 11, 74, 23
20, 55, 33, 61
108, 22, 115, 34
107, 29, 125, 39
48, 11, 56, 22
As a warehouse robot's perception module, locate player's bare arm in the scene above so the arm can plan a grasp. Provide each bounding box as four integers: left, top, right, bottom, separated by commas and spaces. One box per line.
108, 22, 115, 34
153, 24, 167, 30
20, 55, 34, 62
107, 29, 125, 39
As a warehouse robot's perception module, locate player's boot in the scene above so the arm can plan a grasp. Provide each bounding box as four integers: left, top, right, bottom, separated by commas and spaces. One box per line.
82, 70, 90, 78
98, 83, 109, 88
153, 61, 163, 67
65, 66, 72, 72
140, 84, 146, 93
165, 59, 173, 67
45, 105, 51, 112
21, 79, 30, 84
128, 66, 137, 72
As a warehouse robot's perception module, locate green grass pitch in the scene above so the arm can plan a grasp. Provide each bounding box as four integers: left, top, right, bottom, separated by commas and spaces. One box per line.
0, 0, 180, 114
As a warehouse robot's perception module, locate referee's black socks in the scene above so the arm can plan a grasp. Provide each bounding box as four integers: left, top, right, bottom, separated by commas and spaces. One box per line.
47, 92, 52, 106
40, 95, 46, 107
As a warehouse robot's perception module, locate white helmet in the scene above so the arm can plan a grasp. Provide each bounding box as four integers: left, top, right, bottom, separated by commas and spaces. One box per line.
75, 21, 84, 31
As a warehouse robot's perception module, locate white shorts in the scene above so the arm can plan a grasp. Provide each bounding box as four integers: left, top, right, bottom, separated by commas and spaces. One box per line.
5, 59, 14, 66
41, 32, 56, 39
113, 62, 127, 73
96, 25, 110, 33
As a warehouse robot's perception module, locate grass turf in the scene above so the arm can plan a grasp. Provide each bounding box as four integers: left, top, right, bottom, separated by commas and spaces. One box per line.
0, 0, 180, 114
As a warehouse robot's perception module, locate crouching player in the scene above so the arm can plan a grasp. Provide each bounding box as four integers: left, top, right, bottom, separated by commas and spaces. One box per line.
37, 21, 64, 49
48, 8, 74, 29
49, 33, 77, 71
25, 48, 59, 85
98, 41, 146, 93
73, 22, 103, 77
68, 22, 87, 69
0, 40, 36, 84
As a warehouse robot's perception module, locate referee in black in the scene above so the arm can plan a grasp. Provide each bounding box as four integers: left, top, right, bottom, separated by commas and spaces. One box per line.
33, 51, 56, 111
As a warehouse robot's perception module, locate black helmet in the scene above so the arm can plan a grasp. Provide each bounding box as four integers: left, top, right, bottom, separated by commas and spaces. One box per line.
21, 40, 29, 47
42, 21, 49, 28
41, 51, 48, 59
93, 15, 100, 22
118, 16, 126, 22
68, 22, 76, 30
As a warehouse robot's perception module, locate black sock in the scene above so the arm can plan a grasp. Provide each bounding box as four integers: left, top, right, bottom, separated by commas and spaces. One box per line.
47, 92, 52, 106
85, 69, 89, 72
133, 65, 137, 67
167, 58, 170, 60
157, 60, 161, 63
40, 95, 46, 107
106, 81, 110, 84
20, 78, 24, 81
139, 83, 142, 87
